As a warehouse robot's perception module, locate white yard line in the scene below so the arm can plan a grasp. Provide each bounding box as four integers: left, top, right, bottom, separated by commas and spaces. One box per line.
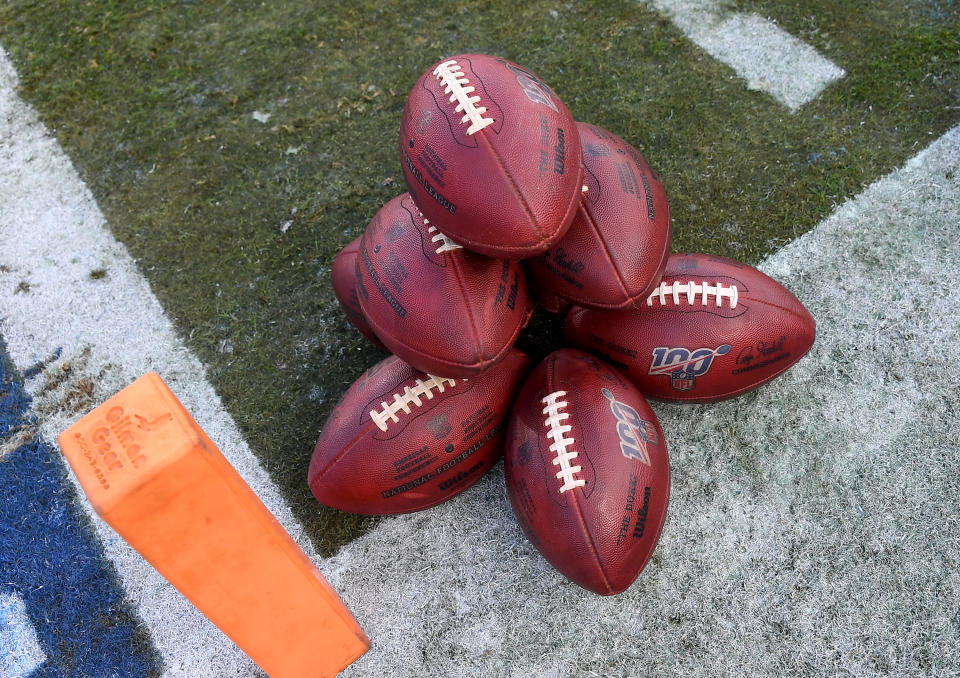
645, 1, 845, 110
0, 593, 45, 678
0, 48, 308, 677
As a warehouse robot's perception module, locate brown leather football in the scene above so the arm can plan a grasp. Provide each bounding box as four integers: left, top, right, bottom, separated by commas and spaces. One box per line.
504, 349, 670, 595
356, 193, 532, 377
525, 122, 671, 310
330, 236, 387, 350
400, 54, 583, 258
309, 349, 531, 515
564, 253, 817, 402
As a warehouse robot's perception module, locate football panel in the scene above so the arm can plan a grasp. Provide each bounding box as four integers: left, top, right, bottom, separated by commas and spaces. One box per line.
355, 196, 485, 374
504, 359, 614, 593
527, 198, 632, 308
330, 236, 387, 350
308, 355, 421, 485
526, 123, 672, 310
525, 265, 574, 314
660, 253, 811, 319
457, 256, 532, 362
355, 193, 534, 376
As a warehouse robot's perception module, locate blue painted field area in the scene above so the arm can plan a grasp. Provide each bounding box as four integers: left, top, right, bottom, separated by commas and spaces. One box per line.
0, 341, 160, 678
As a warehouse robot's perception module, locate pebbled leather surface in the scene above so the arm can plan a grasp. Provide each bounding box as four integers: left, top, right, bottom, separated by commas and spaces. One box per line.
564, 253, 817, 402
400, 54, 583, 258
356, 193, 532, 377
504, 348, 670, 595
330, 236, 388, 350
526, 122, 672, 310
309, 349, 531, 515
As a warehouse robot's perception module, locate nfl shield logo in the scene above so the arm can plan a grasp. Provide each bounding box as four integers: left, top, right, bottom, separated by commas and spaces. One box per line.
428, 414, 452, 440
670, 369, 696, 391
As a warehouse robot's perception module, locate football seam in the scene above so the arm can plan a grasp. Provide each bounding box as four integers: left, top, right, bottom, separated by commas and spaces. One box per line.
446, 252, 486, 360
309, 424, 375, 486
743, 294, 813, 323
578, 199, 634, 305
363, 296, 531, 373
637, 226, 673, 306
549, 240, 670, 311
478, 131, 545, 243
570, 490, 615, 594
442, 162, 583, 257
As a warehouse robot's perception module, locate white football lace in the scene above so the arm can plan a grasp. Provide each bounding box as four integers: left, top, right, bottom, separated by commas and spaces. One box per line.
370, 375, 459, 432
541, 391, 585, 494
646, 280, 739, 309
432, 59, 495, 135
419, 210, 462, 253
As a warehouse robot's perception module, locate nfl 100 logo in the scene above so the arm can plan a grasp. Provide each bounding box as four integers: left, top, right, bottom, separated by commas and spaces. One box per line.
602, 388, 659, 466
648, 345, 732, 391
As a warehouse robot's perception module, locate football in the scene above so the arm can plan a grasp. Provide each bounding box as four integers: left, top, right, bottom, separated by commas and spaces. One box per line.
564, 253, 817, 402
400, 53, 583, 258
356, 193, 532, 378
525, 122, 672, 310
504, 348, 670, 595
330, 236, 387, 350
308, 349, 531, 515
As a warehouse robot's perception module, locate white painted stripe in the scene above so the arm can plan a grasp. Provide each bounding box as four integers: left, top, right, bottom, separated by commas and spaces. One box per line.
0, 47, 319, 677
326, 126, 960, 676
644, 2, 845, 110
0, 592, 46, 678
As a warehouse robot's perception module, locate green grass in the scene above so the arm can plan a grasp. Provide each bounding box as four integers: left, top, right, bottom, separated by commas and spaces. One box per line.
0, 0, 957, 555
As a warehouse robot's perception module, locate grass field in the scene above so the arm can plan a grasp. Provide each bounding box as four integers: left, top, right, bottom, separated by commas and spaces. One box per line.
0, 0, 957, 558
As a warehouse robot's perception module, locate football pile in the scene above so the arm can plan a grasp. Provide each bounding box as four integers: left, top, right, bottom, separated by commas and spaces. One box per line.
309, 54, 816, 595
